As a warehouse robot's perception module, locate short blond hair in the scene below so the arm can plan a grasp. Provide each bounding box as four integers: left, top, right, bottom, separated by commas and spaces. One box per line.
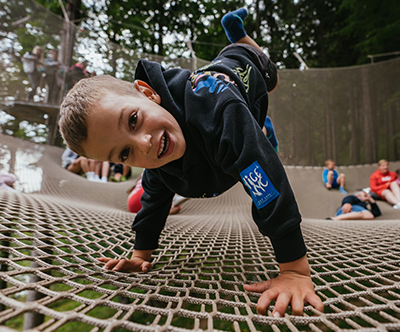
325, 159, 334, 166
378, 159, 388, 166
59, 75, 140, 157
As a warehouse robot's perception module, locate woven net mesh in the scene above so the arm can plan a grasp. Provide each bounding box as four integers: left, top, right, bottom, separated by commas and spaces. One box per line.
2, 1, 400, 331
1, 134, 400, 331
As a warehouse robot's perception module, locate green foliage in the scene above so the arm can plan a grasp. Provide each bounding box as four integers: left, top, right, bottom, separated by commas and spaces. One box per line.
338, 0, 400, 64
31, 0, 400, 67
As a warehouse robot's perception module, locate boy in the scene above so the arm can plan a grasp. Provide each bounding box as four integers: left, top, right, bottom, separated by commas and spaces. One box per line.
322, 159, 347, 194
59, 8, 324, 317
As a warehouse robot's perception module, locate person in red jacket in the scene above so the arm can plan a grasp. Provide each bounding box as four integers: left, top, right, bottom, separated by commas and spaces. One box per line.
370, 159, 400, 209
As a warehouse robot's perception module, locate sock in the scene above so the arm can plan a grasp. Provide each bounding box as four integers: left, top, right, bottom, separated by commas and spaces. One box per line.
221, 7, 248, 43
86, 171, 95, 181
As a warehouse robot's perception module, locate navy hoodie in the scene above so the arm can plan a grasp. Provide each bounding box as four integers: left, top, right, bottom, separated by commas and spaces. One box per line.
132, 45, 306, 263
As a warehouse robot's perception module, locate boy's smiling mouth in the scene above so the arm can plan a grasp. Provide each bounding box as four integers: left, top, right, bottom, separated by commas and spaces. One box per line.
158, 132, 171, 158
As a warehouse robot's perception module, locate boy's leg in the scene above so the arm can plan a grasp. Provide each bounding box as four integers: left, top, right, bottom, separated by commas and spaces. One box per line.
326, 171, 333, 188
221, 8, 263, 52
221, 8, 248, 44
221, 7, 279, 93
337, 173, 347, 194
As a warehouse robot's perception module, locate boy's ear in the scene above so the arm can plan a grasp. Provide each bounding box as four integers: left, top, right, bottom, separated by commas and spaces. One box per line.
134, 80, 161, 104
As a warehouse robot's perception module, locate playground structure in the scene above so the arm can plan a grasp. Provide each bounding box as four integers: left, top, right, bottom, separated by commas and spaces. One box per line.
1, 0, 400, 331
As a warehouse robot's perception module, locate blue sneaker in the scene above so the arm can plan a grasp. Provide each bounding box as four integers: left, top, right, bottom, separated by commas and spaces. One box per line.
339, 187, 347, 195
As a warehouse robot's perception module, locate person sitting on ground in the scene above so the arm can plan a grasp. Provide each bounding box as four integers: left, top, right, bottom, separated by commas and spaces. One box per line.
110, 163, 132, 182
0, 173, 18, 192
58, 7, 324, 317
127, 173, 189, 215
370, 159, 400, 209
322, 159, 347, 194
62, 147, 109, 183
327, 190, 381, 221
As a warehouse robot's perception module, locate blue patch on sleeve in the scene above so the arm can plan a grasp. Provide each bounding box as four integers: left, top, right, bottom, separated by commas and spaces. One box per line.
240, 161, 280, 209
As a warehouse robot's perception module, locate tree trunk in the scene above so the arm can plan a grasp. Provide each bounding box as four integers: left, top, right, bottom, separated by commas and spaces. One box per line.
361, 67, 377, 163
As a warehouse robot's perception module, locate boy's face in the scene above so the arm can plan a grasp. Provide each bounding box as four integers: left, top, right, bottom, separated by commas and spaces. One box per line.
82, 80, 186, 169
327, 161, 335, 170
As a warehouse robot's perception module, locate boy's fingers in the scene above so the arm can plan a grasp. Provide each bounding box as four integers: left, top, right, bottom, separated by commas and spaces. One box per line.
306, 293, 324, 313
288, 295, 304, 316
104, 259, 119, 270
141, 261, 152, 272
256, 288, 278, 316
112, 259, 131, 272
243, 280, 271, 293
96, 257, 111, 262
272, 292, 291, 317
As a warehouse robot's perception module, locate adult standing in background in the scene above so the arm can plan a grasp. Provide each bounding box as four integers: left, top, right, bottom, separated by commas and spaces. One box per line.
44, 49, 66, 104
22, 45, 44, 101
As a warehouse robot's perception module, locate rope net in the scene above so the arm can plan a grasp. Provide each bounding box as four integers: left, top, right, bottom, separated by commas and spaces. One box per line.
1, 1, 400, 331
1, 134, 400, 332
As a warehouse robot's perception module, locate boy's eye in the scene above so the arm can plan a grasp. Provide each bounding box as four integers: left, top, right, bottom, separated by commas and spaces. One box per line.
129, 113, 137, 129
120, 148, 130, 162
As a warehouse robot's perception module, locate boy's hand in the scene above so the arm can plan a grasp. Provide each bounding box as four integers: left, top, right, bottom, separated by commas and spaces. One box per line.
243, 255, 324, 317
96, 249, 153, 273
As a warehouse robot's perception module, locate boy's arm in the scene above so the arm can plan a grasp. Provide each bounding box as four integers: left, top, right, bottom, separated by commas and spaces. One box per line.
211, 102, 323, 315
97, 170, 174, 273
322, 169, 328, 183
131, 169, 175, 249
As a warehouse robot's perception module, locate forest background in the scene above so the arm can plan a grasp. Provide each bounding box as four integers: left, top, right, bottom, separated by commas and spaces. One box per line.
33, 0, 400, 68
1, 0, 399, 165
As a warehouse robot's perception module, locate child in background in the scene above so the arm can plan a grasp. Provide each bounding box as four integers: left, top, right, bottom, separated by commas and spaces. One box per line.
322, 159, 347, 194
110, 163, 132, 182
58, 8, 323, 317
127, 175, 185, 215
396, 169, 400, 186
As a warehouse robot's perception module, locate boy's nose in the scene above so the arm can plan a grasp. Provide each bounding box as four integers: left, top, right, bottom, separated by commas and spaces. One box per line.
136, 134, 152, 155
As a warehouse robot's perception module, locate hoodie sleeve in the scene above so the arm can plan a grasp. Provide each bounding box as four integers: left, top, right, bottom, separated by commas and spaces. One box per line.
131, 169, 175, 250
210, 101, 306, 263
